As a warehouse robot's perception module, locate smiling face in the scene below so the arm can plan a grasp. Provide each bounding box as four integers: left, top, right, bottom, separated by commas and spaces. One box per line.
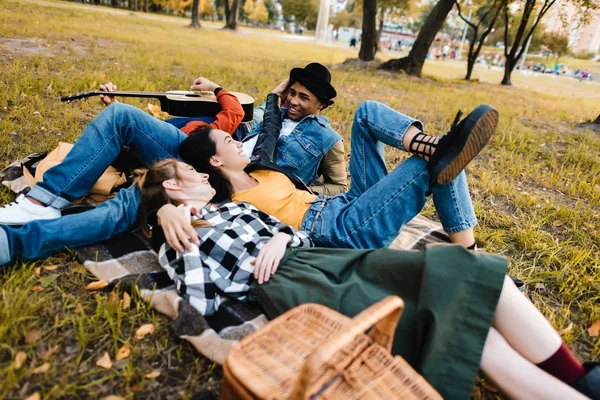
163, 161, 216, 203
208, 129, 251, 172
285, 81, 324, 121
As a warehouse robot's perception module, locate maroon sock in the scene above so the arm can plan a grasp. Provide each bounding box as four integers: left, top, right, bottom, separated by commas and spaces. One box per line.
537, 343, 585, 384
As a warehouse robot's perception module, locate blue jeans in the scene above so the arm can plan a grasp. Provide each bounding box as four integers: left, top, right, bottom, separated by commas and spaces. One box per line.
0, 103, 188, 264
301, 101, 477, 249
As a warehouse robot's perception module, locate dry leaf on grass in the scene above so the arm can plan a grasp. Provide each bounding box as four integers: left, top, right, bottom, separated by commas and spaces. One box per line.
33, 267, 41, 277
40, 273, 59, 288
107, 291, 120, 308
13, 351, 27, 370
588, 320, 600, 337
74, 304, 83, 313
100, 396, 126, 400
96, 352, 112, 369
24, 393, 41, 400
25, 329, 41, 344
32, 362, 50, 374
85, 280, 109, 291
40, 345, 61, 360
30, 286, 44, 292
115, 344, 131, 361
122, 292, 131, 310
135, 324, 155, 340
145, 370, 160, 379
43, 265, 58, 271
559, 322, 574, 335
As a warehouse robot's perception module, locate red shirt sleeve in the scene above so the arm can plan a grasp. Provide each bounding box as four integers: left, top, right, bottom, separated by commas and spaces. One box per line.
180, 89, 244, 136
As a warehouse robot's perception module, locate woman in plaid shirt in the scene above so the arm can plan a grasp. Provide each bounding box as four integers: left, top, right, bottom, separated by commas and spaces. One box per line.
138, 158, 598, 400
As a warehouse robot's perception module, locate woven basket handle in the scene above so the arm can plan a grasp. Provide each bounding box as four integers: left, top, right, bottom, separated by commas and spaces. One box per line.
287, 296, 405, 399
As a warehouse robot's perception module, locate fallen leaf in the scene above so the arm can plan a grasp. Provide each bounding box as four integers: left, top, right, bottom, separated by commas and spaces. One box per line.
96, 352, 112, 370
74, 304, 83, 313
144, 369, 160, 379
25, 329, 41, 344
33, 267, 41, 277
43, 265, 58, 271
135, 324, 155, 340
30, 286, 44, 292
145, 370, 160, 379
24, 393, 41, 400
107, 291, 119, 309
40, 345, 61, 360
85, 280, 109, 291
100, 396, 126, 400
122, 292, 131, 310
40, 273, 59, 288
588, 320, 600, 337
13, 351, 27, 370
32, 362, 50, 374
559, 322, 574, 335
115, 343, 131, 361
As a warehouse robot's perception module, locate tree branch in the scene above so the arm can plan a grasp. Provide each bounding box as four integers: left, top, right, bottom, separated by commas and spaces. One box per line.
455, 2, 477, 30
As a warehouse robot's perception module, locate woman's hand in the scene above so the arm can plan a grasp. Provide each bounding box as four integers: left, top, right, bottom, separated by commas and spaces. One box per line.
157, 204, 201, 252
190, 76, 219, 92
99, 82, 118, 106
251, 233, 290, 284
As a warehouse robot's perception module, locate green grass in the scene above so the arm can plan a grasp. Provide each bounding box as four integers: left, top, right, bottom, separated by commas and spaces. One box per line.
1, 0, 600, 398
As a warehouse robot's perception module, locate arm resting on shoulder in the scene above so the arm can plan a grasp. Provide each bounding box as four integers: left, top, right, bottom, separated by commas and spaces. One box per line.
309, 140, 348, 196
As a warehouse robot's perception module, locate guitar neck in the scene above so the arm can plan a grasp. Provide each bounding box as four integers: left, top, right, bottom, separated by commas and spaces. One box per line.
61, 91, 201, 102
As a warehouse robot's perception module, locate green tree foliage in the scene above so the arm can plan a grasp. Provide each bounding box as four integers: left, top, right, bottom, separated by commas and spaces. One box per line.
540, 31, 570, 62
281, 0, 319, 29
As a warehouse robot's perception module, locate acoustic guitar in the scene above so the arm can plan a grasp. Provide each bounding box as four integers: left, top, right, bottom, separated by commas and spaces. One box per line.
61, 90, 255, 122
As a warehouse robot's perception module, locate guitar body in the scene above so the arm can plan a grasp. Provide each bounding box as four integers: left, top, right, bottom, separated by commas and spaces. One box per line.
61, 90, 256, 122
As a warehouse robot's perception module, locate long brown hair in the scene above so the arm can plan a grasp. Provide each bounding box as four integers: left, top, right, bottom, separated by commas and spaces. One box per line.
136, 159, 212, 238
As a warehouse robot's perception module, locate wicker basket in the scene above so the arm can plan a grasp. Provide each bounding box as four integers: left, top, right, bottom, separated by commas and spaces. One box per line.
222, 296, 442, 399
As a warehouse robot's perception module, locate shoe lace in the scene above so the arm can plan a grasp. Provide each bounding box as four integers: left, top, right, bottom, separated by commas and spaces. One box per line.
0, 201, 19, 209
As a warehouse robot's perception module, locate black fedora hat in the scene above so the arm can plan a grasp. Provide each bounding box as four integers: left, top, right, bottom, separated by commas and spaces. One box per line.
289, 62, 337, 100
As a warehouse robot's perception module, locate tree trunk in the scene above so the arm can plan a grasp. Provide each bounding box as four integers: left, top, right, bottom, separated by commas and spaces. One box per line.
380, 0, 455, 76
225, 0, 239, 30
501, 63, 512, 85
143, 0, 148, 12
190, 0, 201, 27
224, 0, 231, 23
359, 0, 377, 61
111, 0, 118, 7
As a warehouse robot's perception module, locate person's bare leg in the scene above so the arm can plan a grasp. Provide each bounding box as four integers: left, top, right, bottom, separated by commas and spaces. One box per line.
447, 228, 476, 247
480, 327, 588, 400
493, 275, 562, 362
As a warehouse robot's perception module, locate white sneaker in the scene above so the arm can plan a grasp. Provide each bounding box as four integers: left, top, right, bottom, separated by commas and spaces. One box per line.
0, 194, 61, 225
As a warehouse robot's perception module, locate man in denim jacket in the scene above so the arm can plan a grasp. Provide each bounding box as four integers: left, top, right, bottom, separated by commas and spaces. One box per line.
242, 63, 347, 196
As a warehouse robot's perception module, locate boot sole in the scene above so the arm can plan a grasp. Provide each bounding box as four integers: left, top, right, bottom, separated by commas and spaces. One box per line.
437, 106, 498, 185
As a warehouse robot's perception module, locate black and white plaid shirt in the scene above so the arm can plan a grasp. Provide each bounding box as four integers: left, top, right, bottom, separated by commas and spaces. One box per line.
158, 201, 312, 316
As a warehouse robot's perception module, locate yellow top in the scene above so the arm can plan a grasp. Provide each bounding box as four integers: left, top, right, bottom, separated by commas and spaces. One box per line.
231, 170, 318, 230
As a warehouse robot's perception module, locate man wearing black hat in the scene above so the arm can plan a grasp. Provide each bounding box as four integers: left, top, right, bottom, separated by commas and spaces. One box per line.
239, 62, 347, 196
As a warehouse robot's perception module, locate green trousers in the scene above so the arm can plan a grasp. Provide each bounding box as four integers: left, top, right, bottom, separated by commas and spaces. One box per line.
249, 245, 507, 399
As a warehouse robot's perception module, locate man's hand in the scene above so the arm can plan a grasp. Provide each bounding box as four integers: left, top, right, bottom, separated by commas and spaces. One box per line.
251, 232, 290, 284
99, 82, 118, 106
272, 78, 289, 98
157, 204, 201, 253
190, 77, 219, 93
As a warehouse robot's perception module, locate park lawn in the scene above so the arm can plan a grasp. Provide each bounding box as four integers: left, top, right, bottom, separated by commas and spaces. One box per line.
1, 0, 599, 398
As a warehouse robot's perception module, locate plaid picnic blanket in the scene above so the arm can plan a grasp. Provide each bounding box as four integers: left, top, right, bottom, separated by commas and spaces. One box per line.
1, 152, 451, 364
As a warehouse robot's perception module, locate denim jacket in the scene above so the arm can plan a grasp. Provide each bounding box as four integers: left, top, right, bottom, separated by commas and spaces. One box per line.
244, 106, 342, 185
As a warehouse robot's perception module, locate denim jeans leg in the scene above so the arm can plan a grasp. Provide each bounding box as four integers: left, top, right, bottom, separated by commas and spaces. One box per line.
1, 185, 141, 264
348, 101, 424, 197
29, 103, 187, 209
431, 171, 477, 233
310, 156, 431, 249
